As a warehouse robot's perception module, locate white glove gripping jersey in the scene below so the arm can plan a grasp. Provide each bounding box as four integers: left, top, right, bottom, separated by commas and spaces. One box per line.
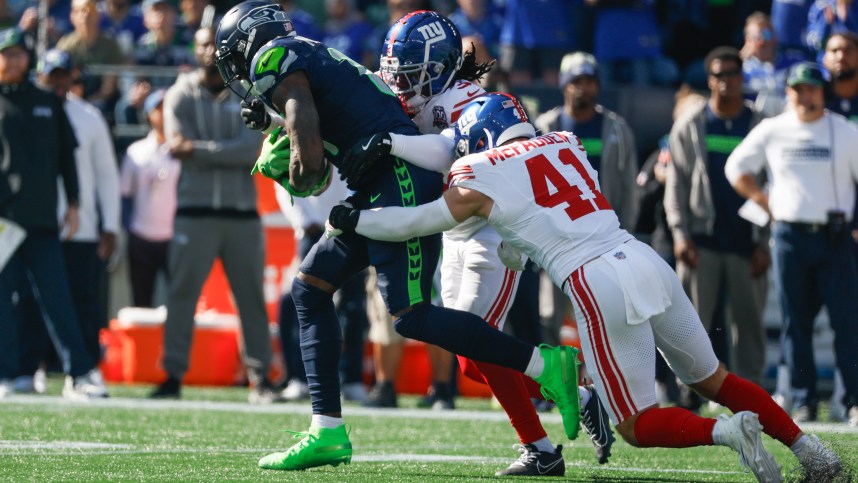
447, 131, 634, 289
412, 79, 486, 240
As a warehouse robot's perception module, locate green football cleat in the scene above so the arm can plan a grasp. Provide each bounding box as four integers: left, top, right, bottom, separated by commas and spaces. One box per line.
534, 344, 581, 440
258, 424, 352, 471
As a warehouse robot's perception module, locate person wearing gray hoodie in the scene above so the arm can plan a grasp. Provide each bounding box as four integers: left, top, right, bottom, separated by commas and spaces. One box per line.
149, 27, 277, 403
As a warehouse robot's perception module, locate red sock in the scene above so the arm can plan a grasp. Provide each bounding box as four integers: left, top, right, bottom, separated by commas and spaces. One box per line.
715, 373, 801, 447
466, 358, 547, 444
634, 407, 715, 448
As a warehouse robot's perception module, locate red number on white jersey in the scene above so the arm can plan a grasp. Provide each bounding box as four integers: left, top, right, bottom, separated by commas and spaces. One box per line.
525, 148, 611, 221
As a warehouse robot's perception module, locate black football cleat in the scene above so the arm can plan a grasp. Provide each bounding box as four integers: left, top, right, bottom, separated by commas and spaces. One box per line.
495, 444, 564, 477
580, 384, 615, 464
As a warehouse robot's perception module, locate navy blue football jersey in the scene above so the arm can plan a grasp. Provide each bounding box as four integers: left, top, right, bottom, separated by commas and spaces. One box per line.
249, 36, 419, 171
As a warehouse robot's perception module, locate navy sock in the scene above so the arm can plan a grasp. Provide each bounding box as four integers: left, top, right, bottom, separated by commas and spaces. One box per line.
395, 304, 533, 373
292, 277, 342, 414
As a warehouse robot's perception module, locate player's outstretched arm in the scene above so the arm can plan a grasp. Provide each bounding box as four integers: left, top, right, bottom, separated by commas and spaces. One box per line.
271, 71, 327, 194
327, 187, 491, 241
388, 132, 455, 173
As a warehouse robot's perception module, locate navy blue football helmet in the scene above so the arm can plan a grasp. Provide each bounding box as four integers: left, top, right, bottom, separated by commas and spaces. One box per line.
453, 93, 537, 158
215, 1, 294, 88
380, 10, 463, 115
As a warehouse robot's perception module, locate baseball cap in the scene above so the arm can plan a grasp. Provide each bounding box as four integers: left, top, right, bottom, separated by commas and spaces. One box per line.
559, 52, 598, 87
142, 0, 170, 11
144, 89, 166, 115
786, 62, 826, 88
37, 49, 73, 75
0, 28, 25, 53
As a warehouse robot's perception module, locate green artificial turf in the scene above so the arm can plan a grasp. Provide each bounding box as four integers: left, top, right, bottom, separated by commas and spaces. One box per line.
0, 380, 855, 482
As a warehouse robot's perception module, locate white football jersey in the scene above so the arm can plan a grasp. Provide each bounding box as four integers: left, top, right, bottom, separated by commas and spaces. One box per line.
412, 79, 486, 134
448, 131, 634, 288
412, 79, 486, 240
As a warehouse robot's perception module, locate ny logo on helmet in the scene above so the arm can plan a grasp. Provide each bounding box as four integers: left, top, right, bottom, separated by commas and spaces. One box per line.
238, 6, 290, 34
416, 22, 446, 41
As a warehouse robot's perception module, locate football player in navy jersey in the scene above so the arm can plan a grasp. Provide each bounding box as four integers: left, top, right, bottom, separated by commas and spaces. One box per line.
215, 1, 584, 471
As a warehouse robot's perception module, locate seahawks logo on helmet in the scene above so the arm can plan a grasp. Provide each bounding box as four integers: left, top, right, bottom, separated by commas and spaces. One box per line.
237, 6, 291, 34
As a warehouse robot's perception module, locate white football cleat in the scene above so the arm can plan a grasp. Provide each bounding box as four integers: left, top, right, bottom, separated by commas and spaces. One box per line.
63, 368, 109, 400
794, 434, 843, 482
714, 411, 782, 483
0, 379, 14, 399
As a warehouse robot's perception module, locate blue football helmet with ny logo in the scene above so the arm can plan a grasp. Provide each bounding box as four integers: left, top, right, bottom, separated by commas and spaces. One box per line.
380, 10, 463, 116
454, 93, 536, 158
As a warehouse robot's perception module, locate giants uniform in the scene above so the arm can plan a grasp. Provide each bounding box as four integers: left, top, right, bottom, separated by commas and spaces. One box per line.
448, 131, 720, 424
411, 80, 520, 330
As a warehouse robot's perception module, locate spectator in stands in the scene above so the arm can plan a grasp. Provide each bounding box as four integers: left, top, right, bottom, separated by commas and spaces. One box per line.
99, 0, 146, 57
824, 31, 858, 120
322, 0, 374, 68
275, 0, 321, 41
449, 0, 502, 58
535, 52, 639, 230
120, 89, 180, 308
0, 29, 108, 400
741, 11, 805, 116
17, 0, 73, 47
57, 0, 126, 117
771, 0, 813, 57
115, 0, 193, 124
176, 0, 210, 48
726, 61, 858, 427
806, 0, 858, 62
665, 47, 770, 388
498, 0, 575, 86
34, 48, 121, 366
148, 27, 277, 404
136, 0, 193, 68
585, 0, 678, 87
273, 168, 368, 403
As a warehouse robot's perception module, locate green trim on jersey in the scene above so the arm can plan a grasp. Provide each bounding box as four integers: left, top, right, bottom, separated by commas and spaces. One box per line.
392, 157, 423, 306
580, 137, 603, 157
705, 134, 743, 154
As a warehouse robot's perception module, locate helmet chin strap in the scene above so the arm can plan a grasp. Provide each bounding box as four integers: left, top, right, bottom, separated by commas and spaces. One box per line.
403, 94, 428, 116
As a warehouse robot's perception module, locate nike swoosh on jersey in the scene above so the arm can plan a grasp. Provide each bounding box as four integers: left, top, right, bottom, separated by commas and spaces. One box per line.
362, 138, 374, 150
370, 193, 381, 203
465, 89, 480, 97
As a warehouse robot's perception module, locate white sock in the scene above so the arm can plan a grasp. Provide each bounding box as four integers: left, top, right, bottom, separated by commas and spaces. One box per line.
523, 348, 545, 379
530, 436, 554, 453
711, 418, 726, 446
790, 435, 808, 456
579, 386, 591, 407
311, 414, 344, 429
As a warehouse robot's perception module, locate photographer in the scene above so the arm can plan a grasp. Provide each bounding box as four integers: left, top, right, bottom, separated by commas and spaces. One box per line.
725, 62, 858, 427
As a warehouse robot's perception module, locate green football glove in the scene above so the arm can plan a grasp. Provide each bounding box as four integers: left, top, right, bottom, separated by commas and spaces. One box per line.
251, 126, 291, 180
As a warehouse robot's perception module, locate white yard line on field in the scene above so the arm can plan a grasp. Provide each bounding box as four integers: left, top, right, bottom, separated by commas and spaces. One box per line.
0, 443, 747, 476
2, 395, 856, 434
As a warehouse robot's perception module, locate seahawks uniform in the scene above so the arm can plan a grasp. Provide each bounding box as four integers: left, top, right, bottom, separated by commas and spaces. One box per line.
249, 36, 443, 318
448, 132, 719, 424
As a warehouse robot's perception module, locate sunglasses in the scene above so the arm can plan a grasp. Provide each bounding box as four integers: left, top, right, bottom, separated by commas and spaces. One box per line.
711, 70, 742, 79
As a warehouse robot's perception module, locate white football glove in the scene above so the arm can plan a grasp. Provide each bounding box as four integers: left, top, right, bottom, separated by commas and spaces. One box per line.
497, 241, 527, 271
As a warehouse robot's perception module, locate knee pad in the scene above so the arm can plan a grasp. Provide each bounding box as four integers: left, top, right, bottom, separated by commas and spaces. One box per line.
392, 303, 431, 340
291, 276, 333, 314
